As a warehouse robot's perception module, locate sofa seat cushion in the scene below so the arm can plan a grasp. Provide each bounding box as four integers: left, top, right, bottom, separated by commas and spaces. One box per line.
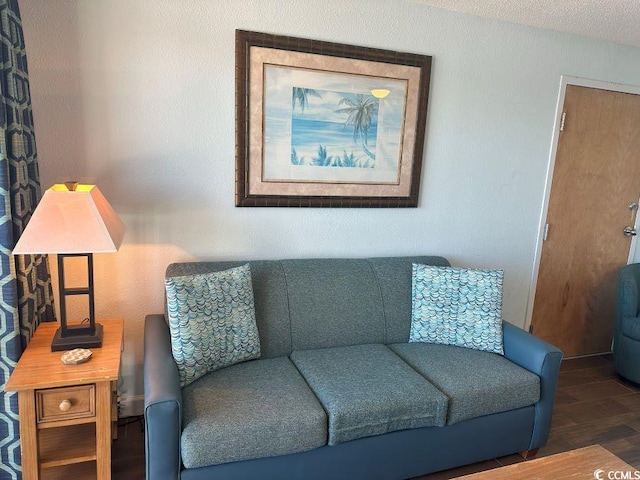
290, 344, 448, 446
181, 357, 327, 468
390, 342, 540, 425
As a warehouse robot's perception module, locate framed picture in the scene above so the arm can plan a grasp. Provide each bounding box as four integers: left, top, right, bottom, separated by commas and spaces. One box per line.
235, 30, 432, 207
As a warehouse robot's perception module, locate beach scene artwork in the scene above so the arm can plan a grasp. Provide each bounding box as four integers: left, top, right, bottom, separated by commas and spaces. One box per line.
263, 65, 407, 184
291, 88, 378, 168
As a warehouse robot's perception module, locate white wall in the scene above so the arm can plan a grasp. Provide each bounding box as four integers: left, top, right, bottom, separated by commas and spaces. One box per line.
19, 0, 640, 415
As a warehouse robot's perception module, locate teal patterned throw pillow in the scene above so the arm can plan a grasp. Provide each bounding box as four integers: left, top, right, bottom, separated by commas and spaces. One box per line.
165, 264, 261, 387
410, 264, 504, 355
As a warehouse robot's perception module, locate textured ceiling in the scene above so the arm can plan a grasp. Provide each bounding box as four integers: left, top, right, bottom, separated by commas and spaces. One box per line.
409, 0, 640, 48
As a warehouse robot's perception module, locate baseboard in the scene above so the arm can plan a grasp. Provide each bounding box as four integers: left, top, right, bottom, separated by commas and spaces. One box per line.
118, 394, 145, 417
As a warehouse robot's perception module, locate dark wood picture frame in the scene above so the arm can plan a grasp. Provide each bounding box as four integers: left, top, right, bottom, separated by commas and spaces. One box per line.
235, 30, 432, 207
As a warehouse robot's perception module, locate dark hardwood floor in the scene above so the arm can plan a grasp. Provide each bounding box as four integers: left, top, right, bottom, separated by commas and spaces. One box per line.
112, 416, 146, 479
113, 355, 640, 479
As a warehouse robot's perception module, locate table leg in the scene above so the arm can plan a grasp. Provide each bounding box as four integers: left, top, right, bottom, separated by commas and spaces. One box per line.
96, 381, 112, 480
18, 390, 38, 480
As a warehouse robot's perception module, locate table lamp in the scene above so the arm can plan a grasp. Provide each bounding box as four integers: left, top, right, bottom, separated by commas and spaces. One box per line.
12, 182, 125, 351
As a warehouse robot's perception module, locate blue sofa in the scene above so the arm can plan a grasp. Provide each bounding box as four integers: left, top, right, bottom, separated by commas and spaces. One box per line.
144, 256, 563, 480
614, 263, 640, 383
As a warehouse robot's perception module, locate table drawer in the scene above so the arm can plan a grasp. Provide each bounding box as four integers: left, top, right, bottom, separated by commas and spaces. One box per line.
36, 385, 96, 424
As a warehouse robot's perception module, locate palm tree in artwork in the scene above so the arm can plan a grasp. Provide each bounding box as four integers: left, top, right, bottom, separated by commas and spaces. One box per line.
292, 87, 322, 113
312, 145, 332, 166
336, 94, 378, 159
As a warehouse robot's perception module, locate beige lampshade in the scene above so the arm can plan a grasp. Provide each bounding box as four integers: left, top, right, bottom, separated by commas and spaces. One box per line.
12, 184, 125, 254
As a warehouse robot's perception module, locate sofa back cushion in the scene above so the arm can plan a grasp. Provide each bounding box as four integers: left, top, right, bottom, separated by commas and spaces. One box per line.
165, 256, 450, 356
282, 259, 386, 350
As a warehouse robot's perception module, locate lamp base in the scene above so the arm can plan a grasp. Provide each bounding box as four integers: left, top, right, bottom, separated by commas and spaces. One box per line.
51, 323, 104, 352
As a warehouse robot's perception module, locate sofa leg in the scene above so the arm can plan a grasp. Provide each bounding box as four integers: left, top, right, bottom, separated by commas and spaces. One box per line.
519, 448, 539, 460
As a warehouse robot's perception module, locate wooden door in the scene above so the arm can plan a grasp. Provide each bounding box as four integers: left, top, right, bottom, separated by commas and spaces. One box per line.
530, 85, 640, 357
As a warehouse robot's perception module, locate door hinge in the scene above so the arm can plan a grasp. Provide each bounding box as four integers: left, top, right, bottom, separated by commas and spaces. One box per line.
543, 223, 550, 241
560, 112, 566, 132
529, 324, 534, 334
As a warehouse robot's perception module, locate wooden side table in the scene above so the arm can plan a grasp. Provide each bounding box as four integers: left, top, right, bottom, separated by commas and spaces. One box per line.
5, 319, 123, 480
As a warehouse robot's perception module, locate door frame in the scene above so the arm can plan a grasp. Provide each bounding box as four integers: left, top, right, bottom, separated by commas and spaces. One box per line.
524, 75, 640, 333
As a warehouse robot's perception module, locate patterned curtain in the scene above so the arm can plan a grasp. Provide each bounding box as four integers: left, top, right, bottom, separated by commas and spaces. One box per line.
0, 1, 55, 479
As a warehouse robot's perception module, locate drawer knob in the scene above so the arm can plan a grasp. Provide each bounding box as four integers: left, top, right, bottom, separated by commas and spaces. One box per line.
59, 399, 72, 412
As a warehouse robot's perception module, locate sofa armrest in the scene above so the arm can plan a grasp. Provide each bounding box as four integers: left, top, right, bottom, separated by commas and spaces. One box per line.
144, 314, 182, 480
621, 315, 640, 340
617, 267, 640, 340
502, 321, 563, 450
